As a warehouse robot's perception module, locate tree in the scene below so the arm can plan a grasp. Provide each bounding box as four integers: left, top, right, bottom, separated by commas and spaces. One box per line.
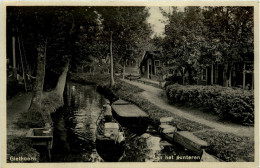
158, 6, 253, 86
202, 7, 253, 86
96, 7, 152, 86
160, 7, 204, 84
6, 7, 100, 126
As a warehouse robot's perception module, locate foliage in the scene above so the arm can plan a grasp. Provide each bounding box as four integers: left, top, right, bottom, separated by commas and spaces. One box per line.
159, 7, 205, 84
202, 7, 254, 64
96, 7, 152, 65
7, 136, 40, 162
16, 91, 63, 128
195, 130, 254, 162
69, 73, 111, 85
164, 80, 178, 89
121, 134, 151, 162
157, 7, 254, 85
166, 84, 254, 125
16, 109, 45, 128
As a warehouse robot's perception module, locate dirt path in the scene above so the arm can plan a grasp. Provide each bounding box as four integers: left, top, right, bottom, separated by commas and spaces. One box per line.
7, 92, 32, 136
122, 79, 254, 137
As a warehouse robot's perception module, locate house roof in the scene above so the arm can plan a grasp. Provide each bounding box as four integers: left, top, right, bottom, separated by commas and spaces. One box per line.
140, 50, 161, 66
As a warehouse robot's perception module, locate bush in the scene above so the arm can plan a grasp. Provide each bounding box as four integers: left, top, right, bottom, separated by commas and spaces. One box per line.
7, 136, 40, 162
195, 130, 254, 162
16, 109, 45, 128
166, 84, 254, 125
164, 81, 177, 89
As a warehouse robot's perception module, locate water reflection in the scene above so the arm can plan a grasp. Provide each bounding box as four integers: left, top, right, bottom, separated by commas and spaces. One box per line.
51, 82, 199, 162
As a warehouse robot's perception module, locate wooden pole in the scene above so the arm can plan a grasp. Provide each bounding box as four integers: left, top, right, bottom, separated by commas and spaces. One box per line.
243, 63, 246, 89
123, 60, 125, 79
12, 36, 17, 78
182, 67, 185, 85
229, 69, 232, 87
110, 31, 115, 88
211, 64, 214, 85
18, 36, 25, 79
252, 72, 254, 90
205, 68, 208, 85
147, 59, 149, 79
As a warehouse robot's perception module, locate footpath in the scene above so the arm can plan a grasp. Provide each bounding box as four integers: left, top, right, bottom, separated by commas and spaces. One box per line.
122, 79, 254, 138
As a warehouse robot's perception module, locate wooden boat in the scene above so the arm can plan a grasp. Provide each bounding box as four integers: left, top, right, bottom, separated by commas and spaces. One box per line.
125, 74, 141, 80
95, 112, 125, 162
26, 128, 53, 161
111, 99, 149, 135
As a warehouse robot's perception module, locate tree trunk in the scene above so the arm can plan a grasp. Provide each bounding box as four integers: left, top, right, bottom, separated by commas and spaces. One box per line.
12, 36, 17, 78
55, 62, 69, 102
182, 67, 185, 85
92, 67, 95, 76
110, 32, 115, 88
147, 59, 150, 79
243, 63, 246, 89
123, 60, 126, 79
226, 64, 231, 87
187, 67, 193, 85
29, 36, 48, 124
211, 64, 214, 85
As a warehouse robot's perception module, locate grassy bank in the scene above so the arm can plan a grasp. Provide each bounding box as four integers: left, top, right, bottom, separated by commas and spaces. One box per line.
8, 91, 63, 163
7, 136, 40, 163
16, 91, 64, 128
69, 72, 111, 85
67, 73, 255, 162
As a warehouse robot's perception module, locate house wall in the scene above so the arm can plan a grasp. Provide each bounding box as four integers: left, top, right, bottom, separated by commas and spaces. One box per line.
140, 58, 154, 79
198, 62, 253, 89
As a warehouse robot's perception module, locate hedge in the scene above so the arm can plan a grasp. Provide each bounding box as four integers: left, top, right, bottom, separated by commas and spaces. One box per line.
166, 84, 254, 125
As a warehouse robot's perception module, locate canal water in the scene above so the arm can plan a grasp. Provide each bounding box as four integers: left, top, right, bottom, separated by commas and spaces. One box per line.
51, 82, 200, 162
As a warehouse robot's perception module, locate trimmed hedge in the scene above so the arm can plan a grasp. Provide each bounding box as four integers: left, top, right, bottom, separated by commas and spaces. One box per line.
166, 84, 254, 125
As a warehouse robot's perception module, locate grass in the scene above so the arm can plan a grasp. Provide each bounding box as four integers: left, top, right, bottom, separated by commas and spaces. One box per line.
12, 89, 65, 162
195, 130, 254, 162
69, 72, 111, 85
7, 136, 40, 163
16, 91, 63, 128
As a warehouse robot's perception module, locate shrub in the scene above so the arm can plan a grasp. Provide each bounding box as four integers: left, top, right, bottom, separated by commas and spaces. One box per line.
166, 84, 254, 125
195, 130, 254, 162
16, 109, 45, 128
7, 136, 40, 162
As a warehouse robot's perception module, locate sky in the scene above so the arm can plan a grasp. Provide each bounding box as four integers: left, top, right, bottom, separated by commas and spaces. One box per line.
147, 7, 169, 37
147, 6, 185, 37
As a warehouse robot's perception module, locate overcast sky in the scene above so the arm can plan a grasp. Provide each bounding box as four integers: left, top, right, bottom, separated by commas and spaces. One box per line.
147, 6, 184, 37
147, 7, 169, 37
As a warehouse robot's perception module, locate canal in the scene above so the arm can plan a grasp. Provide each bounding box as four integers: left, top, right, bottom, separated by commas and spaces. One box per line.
51, 82, 200, 162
